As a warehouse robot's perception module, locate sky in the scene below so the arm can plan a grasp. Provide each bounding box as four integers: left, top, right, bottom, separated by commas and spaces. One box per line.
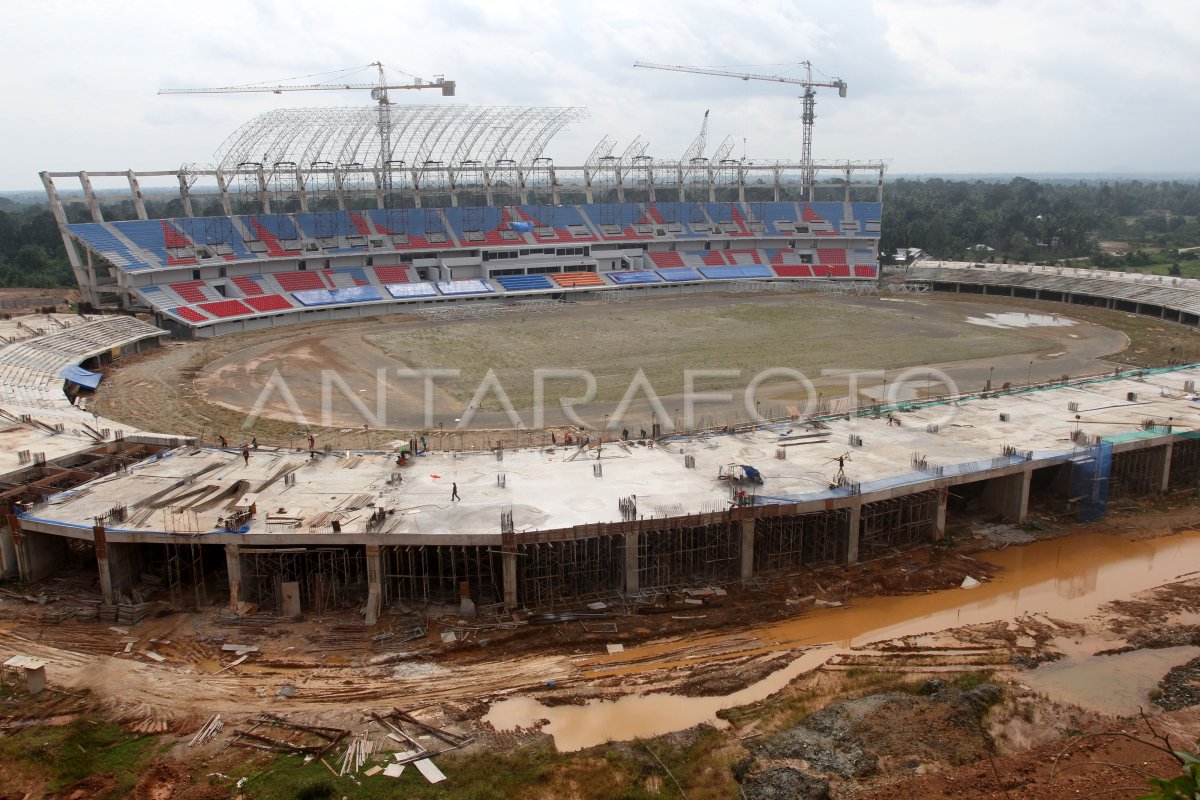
1, 0, 1197, 190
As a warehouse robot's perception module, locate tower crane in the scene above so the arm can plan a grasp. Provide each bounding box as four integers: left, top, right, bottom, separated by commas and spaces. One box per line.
159, 62, 456, 206
633, 60, 846, 196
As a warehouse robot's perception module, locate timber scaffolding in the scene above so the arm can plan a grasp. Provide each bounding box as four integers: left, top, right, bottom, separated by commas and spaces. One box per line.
240, 547, 364, 614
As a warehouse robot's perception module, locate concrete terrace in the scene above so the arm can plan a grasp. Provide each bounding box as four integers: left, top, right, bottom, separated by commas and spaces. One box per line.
18, 363, 1200, 545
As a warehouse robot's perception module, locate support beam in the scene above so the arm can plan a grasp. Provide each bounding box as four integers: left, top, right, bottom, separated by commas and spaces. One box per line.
624, 530, 640, 594
935, 487, 949, 541
0, 517, 17, 580
501, 530, 519, 610
94, 525, 114, 605
739, 517, 755, 581
364, 544, 383, 624
1161, 440, 1174, 493
224, 543, 244, 612
846, 499, 862, 565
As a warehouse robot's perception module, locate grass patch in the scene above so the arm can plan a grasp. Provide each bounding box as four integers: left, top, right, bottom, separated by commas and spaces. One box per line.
0, 719, 161, 798
364, 296, 1039, 408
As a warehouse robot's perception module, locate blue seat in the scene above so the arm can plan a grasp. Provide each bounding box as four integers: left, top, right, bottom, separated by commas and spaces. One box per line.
656, 267, 704, 282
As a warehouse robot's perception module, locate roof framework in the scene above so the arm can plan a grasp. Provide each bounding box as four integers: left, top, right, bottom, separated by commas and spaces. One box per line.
214, 105, 590, 174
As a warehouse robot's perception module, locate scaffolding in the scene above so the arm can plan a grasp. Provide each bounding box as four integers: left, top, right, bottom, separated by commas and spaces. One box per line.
383, 544, 503, 607
517, 533, 624, 608
1169, 435, 1200, 490
857, 491, 939, 560
1071, 442, 1112, 522
637, 518, 740, 589
241, 547, 363, 614
164, 538, 208, 609
1109, 446, 1165, 498
754, 508, 849, 573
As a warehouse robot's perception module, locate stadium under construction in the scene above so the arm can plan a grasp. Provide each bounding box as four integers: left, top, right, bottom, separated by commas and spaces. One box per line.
2, 95, 1197, 624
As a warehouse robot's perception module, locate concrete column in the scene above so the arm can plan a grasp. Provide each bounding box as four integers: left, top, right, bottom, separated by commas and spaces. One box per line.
502, 551, 519, 610
0, 517, 18, 580
624, 530, 640, 594
94, 526, 114, 605
1161, 440, 1174, 493
846, 500, 862, 564
981, 467, 1032, 523
224, 543, 244, 613
739, 518, 755, 581
364, 544, 383, 625
935, 488, 949, 541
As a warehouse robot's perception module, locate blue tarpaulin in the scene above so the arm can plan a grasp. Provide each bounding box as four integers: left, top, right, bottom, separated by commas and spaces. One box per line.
59, 365, 101, 390
509, 221, 534, 233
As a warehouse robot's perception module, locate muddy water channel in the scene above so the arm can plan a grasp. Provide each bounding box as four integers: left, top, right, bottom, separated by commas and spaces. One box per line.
485, 531, 1200, 751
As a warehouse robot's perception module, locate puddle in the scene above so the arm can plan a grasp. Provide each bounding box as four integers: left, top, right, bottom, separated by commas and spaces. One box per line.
1022, 645, 1200, 716
486, 531, 1200, 750
965, 312, 1075, 329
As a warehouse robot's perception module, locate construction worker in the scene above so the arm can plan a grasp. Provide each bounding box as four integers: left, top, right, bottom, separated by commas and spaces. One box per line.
451, 482, 460, 502
241, 444, 250, 466
218, 434, 228, 448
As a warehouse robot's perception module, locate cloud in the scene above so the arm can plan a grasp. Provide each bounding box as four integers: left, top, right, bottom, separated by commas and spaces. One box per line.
1, 0, 1196, 188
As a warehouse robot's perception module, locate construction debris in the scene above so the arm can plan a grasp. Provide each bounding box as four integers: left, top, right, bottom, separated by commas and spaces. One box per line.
188, 714, 223, 747
230, 713, 348, 761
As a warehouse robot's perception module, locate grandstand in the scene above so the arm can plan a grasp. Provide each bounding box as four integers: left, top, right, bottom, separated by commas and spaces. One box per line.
10, 103, 1200, 623
41, 103, 885, 337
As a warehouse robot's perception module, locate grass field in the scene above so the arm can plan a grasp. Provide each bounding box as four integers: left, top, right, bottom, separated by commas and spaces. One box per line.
363, 296, 1044, 408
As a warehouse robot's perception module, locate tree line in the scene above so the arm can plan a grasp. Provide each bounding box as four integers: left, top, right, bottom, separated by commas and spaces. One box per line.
2, 177, 1199, 289
879, 176, 1200, 264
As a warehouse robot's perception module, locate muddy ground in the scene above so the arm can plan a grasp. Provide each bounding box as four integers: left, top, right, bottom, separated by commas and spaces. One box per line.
2, 495, 1200, 797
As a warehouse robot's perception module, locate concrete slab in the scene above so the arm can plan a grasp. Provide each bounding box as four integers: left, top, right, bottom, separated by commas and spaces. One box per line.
13, 365, 1200, 542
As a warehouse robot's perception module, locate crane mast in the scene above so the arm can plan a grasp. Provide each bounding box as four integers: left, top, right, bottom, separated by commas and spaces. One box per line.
633, 60, 846, 199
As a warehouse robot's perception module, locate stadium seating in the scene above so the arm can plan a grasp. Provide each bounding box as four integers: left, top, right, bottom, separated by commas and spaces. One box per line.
173, 216, 255, 260
364, 209, 454, 248
705, 204, 752, 237
232, 276, 265, 296
198, 299, 255, 319
436, 279, 494, 296
372, 265, 412, 284
67, 223, 146, 270
171, 306, 208, 323
385, 282, 438, 299
62, 200, 883, 330
273, 271, 327, 292
817, 248, 848, 266
294, 211, 356, 239
578, 204, 654, 241
772, 265, 815, 278
494, 274, 555, 292
517, 205, 596, 242
699, 265, 774, 280
727, 249, 762, 266
244, 294, 294, 313
656, 267, 704, 282
292, 286, 382, 306
648, 252, 685, 268
605, 270, 663, 285
552, 272, 604, 288
170, 281, 216, 303
246, 216, 302, 256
